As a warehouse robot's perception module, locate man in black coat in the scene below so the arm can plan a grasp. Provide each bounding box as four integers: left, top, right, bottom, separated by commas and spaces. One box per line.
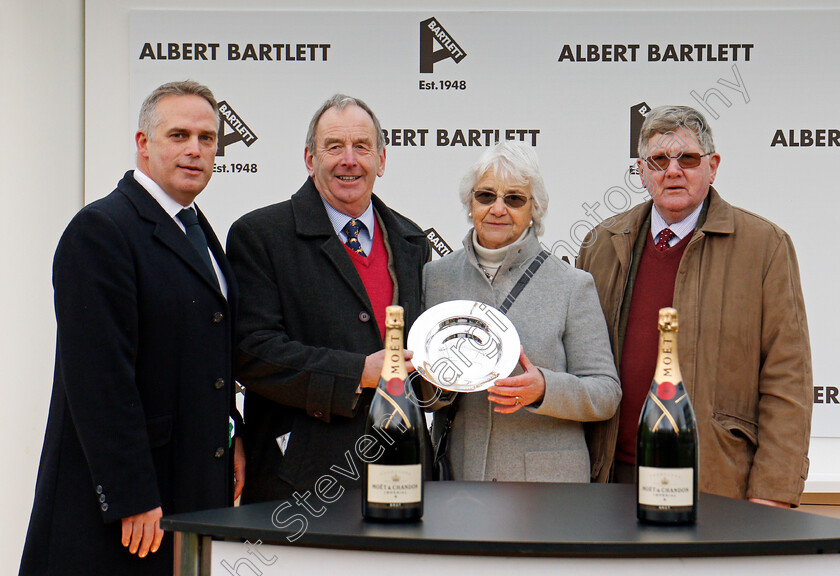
227, 94, 430, 504
20, 81, 244, 576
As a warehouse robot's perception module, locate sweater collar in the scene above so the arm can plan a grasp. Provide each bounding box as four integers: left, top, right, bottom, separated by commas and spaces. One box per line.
463, 226, 543, 273
471, 228, 531, 268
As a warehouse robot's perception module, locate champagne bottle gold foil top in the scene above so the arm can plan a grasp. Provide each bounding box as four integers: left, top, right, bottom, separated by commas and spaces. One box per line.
385, 305, 405, 328
654, 307, 682, 384
658, 307, 679, 332
382, 305, 408, 383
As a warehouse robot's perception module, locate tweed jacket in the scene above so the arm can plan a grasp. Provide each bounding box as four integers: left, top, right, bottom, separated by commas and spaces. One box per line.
423, 229, 620, 482
226, 178, 430, 501
577, 187, 812, 505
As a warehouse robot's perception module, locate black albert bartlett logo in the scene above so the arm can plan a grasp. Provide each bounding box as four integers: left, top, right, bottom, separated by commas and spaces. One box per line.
628, 102, 651, 174
419, 17, 468, 73
216, 101, 258, 157
630, 102, 650, 160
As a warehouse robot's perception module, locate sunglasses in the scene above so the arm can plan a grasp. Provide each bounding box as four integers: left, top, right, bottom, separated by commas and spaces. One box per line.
643, 152, 711, 172
472, 190, 531, 209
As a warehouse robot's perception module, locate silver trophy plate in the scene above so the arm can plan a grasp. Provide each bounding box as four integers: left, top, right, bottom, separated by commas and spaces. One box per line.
407, 300, 520, 393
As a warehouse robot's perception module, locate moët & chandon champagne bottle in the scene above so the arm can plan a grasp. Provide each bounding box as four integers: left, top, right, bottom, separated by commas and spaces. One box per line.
636, 307, 698, 524
362, 305, 425, 522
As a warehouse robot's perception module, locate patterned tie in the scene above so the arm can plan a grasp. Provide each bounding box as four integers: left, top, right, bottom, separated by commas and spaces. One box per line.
177, 208, 216, 276
656, 227, 676, 251
343, 219, 367, 257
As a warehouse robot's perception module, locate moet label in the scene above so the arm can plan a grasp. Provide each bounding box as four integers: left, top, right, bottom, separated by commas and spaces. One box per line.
367, 464, 422, 504
638, 466, 693, 507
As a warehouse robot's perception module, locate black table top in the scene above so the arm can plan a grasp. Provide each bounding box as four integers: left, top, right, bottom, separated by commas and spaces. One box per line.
161, 482, 840, 557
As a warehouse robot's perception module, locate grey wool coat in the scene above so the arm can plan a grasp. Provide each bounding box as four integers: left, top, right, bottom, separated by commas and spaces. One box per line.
423, 228, 620, 482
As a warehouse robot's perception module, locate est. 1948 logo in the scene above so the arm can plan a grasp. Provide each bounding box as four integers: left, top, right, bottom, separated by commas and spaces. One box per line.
213, 100, 260, 174
419, 17, 467, 73
216, 100, 258, 157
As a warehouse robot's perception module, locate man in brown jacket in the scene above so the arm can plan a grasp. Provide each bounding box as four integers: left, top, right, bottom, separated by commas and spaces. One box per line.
578, 105, 812, 507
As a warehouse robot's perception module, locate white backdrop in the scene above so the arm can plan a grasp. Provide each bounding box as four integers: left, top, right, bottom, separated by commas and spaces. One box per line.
124, 9, 839, 440
6, 1, 840, 574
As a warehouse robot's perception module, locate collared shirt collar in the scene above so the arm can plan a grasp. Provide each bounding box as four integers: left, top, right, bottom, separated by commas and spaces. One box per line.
651, 200, 704, 248
320, 195, 376, 254
133, 169, 194, 233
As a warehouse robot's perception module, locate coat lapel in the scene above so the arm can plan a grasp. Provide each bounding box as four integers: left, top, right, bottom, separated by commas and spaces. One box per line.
372, 195, 425, 317
609, 203, 650, 273
292, 179, 372, 310
197, 204, 237, 306
291, 178, 427, 325
610, 232, 632, 274
118, 172, 225, 296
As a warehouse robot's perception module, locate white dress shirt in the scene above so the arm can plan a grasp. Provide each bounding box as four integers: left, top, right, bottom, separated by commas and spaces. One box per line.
321, 196, 376, 256
651, 200, 704, 248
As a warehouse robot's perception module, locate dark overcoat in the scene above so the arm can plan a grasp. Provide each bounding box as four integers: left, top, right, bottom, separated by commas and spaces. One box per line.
226, 178, 429, 502
20, 171, 239, 575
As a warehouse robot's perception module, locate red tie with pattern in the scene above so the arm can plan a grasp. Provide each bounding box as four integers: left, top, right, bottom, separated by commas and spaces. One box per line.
656, 228, 675, 251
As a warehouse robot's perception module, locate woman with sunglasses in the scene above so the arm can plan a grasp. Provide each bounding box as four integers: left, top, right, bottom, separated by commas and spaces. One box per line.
420, 140, 621, 483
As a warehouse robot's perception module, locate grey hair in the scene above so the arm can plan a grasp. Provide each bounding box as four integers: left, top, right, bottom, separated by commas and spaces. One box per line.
638, 105, 715, 158
305, 94, 386, 153
458, 140, 548, 236
137, 80, 219, 138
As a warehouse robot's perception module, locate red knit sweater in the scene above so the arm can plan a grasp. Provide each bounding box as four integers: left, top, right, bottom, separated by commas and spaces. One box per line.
615, 230, 693, 465
342, 217, 394, 341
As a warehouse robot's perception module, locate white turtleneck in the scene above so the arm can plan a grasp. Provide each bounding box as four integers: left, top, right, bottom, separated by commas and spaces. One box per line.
472, 227, 531, 282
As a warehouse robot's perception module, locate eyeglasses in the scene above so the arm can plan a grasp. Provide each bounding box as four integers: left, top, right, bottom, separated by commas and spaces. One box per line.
472, 190, 531, 209
643, 152, 711, 172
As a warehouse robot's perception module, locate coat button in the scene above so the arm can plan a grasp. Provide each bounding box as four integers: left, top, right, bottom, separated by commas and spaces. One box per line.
214, 447, 225, 458
358, 311, 370, 322
99, 494, 106, 503
96, 485, 104, 495
214, 378, 225, 389
313, 410, 324, 419
101, 503, 109, 512
213, 312, 224, 323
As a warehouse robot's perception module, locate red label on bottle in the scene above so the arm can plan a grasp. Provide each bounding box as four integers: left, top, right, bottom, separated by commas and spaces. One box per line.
387, 378, 405, 396
657, 381, 676, 400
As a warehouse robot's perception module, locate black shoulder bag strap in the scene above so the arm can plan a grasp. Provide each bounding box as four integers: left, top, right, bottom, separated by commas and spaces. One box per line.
433, 249, 552, 479
499, 249, 551, 314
